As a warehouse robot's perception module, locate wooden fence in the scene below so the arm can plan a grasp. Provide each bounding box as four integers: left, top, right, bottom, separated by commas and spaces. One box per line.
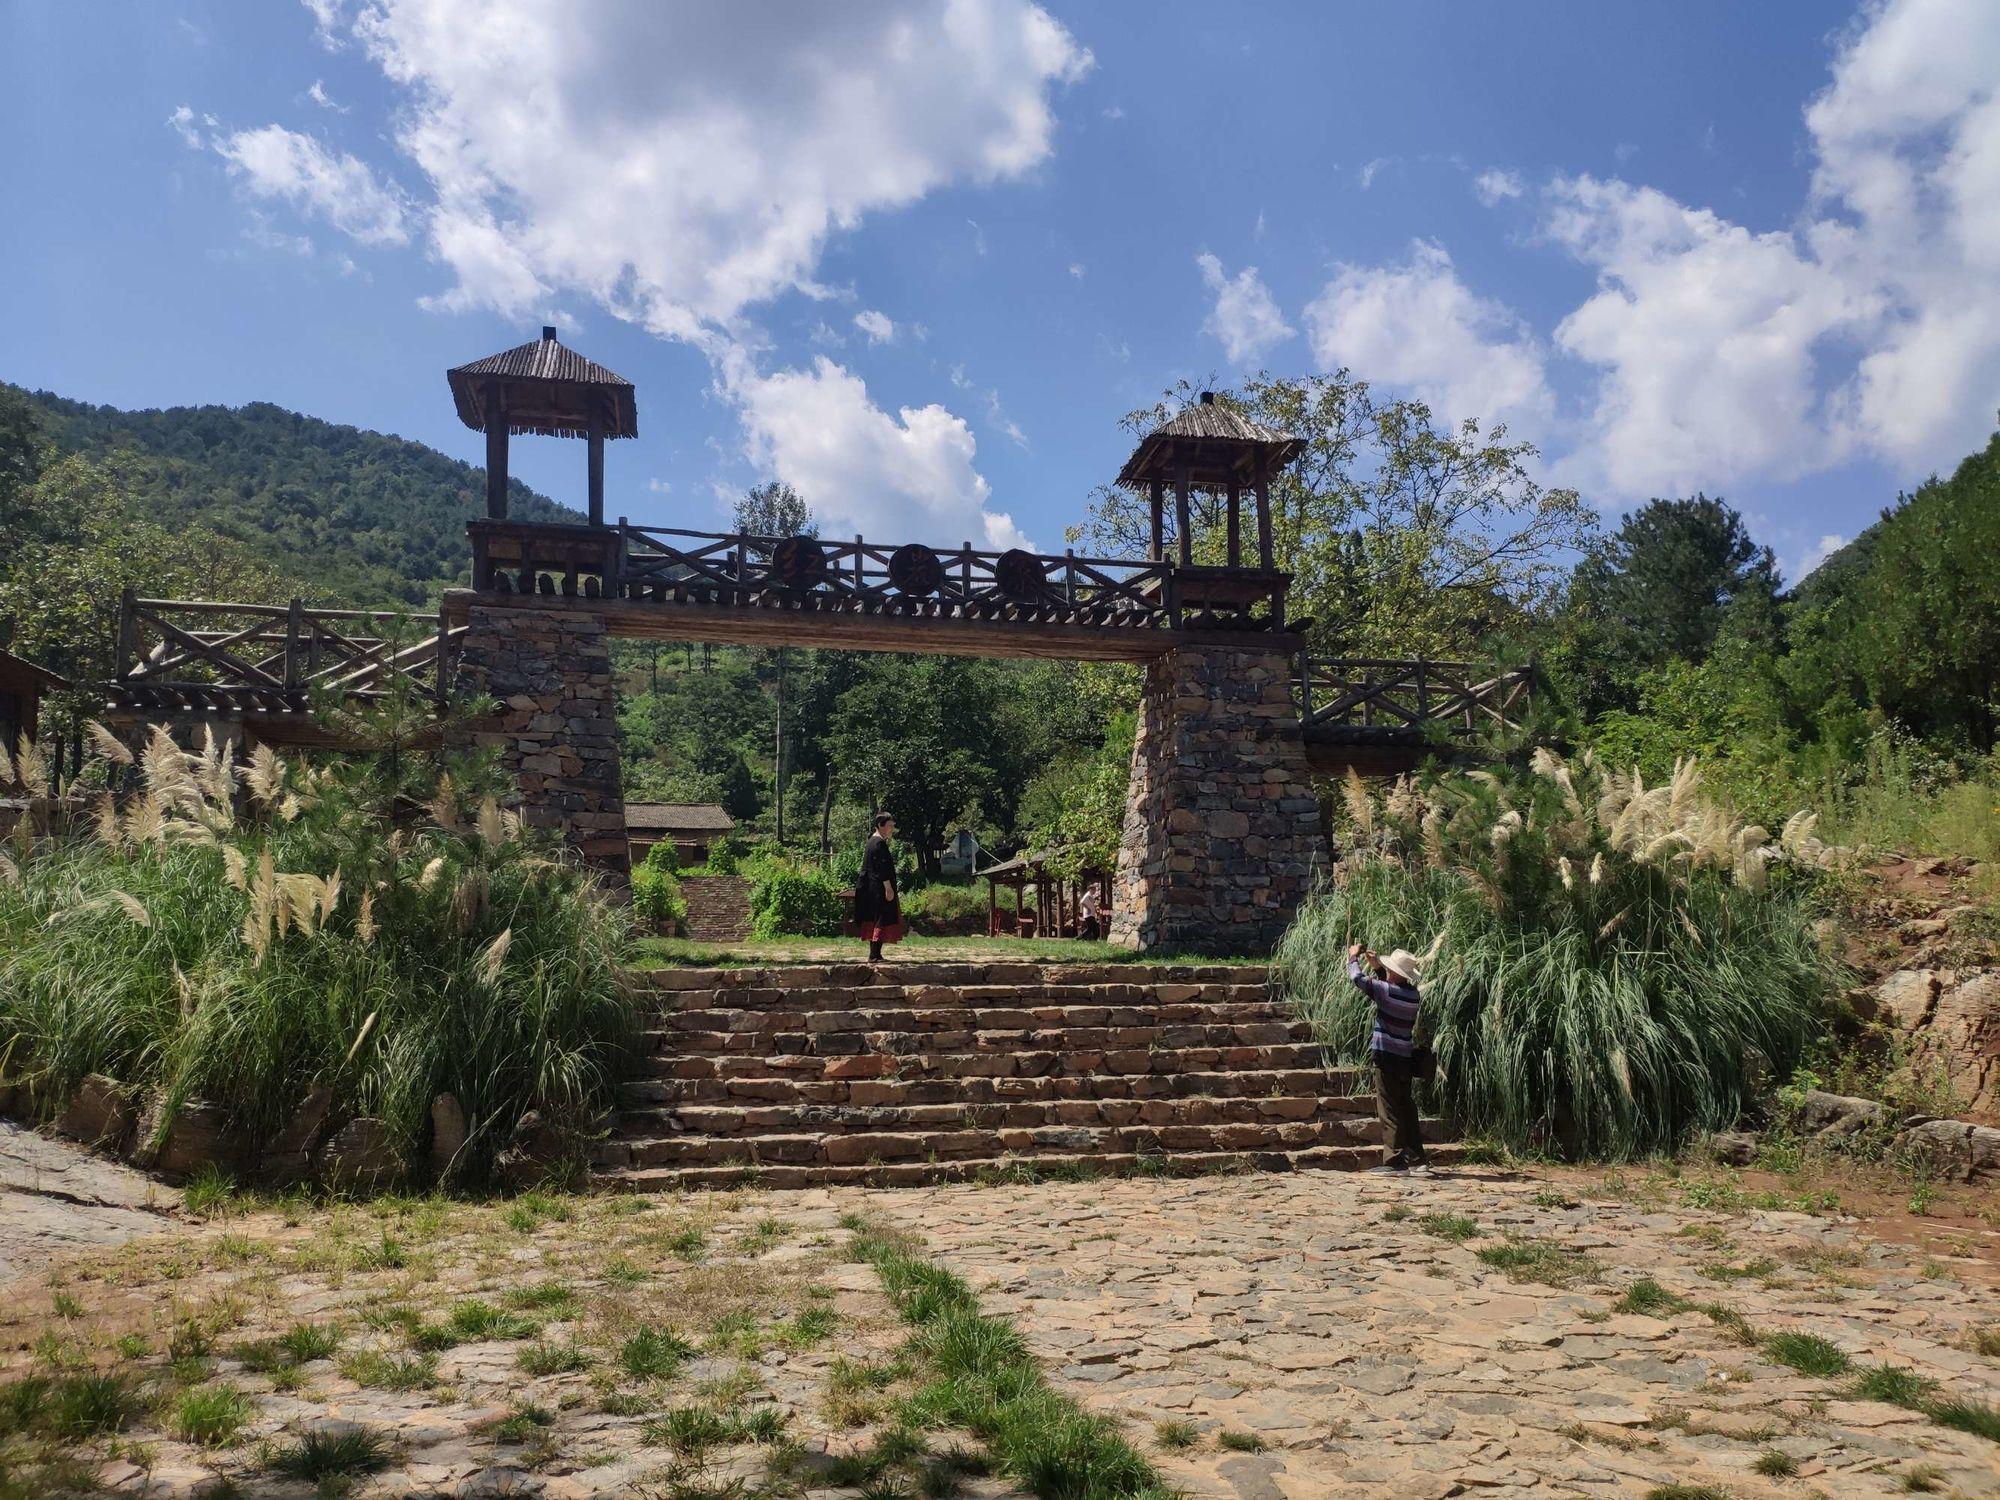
1298, 656, 1533, 734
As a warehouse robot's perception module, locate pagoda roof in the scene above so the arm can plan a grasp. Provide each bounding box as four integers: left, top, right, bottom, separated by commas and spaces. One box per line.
447, 327, 638, 439
1116, 392, 1302, 488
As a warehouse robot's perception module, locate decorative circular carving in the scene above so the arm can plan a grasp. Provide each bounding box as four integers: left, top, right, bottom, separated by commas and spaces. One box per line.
888, 542, 944, 596
995, 548, 1047, 601
769, 535, 827, 589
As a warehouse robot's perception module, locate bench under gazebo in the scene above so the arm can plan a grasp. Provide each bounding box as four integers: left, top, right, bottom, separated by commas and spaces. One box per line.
984, 851, 1111, 940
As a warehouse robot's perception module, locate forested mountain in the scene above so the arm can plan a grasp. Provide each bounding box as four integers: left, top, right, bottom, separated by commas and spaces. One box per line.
16, 387, 580, 604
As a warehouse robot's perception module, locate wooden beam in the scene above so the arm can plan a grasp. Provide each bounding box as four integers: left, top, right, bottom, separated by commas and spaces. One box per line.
1254, 456, 1274, 571
484, 381, 509, 520
1148, 479, 1164, 562
1175, 456, 1192, 567
587, 423, 605, 527
1226, 479, 1241, 568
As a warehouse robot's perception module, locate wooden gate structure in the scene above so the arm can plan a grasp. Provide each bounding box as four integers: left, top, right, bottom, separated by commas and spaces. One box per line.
96, 328, 1530, 950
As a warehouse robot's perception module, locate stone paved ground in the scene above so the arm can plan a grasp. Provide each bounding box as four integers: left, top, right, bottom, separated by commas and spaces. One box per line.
855, 1168, 2000, 1499
0, 1121, 178, 1283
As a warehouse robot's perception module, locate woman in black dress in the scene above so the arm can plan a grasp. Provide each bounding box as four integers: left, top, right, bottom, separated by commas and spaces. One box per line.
855, 812, 904, 962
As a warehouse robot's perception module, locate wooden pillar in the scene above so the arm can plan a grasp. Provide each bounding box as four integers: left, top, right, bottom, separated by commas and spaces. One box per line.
1254, 456, 1274, 570
1226, 479, 1241, 567
1175, 458, 1192, 567
587, 422, 605, 527
483, 382, 509, 520
1148, 479, 1164, 561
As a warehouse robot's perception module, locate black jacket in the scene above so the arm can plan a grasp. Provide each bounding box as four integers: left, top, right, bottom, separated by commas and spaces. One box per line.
855, 833, 899, 924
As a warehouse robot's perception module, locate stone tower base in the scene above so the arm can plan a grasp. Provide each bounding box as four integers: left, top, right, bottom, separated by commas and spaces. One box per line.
446, 604, 628, 872
1108, 644, 1328, 954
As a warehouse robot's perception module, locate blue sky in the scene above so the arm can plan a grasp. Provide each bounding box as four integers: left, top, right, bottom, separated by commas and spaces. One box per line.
6, 1, 1998, 585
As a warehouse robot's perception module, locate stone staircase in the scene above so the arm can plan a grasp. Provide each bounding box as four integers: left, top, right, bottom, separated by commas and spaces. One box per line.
678, 876, 752, 942
594, 961, 1452, 1190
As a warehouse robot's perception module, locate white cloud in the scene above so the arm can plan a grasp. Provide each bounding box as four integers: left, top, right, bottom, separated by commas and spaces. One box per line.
334, 0, 1088, 334
1067, 261, 1085, 279
646, 477, 672, 494
947, 364, 1028, 449
1303, 240, 1550, 434
1100, 104, 1124, 121
305, 79, 347, 111
1472, 168, 1523, 206
1533, 0, 2000, 497
1358, 157, 1394, 190
853, 309, 896, 344
1196, 252, 1293, 365
196, 121, 409, 245
729, 355, 1030, 549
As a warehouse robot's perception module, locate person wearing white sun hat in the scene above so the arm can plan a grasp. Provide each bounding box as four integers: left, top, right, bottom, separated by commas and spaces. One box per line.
1347, 942, 1432, 1175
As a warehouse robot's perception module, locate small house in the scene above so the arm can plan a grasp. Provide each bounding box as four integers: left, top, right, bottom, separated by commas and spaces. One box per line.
625, 803, 733, 868
938, 828, 979, 878
0, 644, 66, 779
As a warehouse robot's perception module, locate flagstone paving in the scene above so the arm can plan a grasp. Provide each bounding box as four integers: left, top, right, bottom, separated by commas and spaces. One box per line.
852, 1168, 2000, 1499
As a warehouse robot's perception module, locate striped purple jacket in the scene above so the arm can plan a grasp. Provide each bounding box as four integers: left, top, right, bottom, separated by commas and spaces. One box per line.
1348, 959, 1420, 1058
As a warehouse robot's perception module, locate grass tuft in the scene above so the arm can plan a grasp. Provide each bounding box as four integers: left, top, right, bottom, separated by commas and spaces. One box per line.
268, 1425, 390, 1481
1761, 1332, 1851, 1378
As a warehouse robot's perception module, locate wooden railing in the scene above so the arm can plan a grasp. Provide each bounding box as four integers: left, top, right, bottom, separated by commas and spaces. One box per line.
466, 519, 1286, 631
1298, 656, 1533, 735
110, 592, 462, 713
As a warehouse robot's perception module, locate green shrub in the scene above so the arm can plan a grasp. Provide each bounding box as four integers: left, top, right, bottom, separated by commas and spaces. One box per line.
903, 881, 988, 932
0, 730, 637, 1187
642, 840, 681, 874
631, 865, 686, 934
749, 861, 846, 938
1277, 752, 1838, 1160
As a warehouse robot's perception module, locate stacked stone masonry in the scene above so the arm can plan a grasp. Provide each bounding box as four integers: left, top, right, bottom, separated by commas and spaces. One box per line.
446, 604, 628, 872
594, 962, 1451, 1190
1110, 644, 1331, 953
678, 875, 753, 942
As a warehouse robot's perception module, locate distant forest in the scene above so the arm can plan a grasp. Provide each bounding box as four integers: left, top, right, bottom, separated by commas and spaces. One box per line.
17, 389, 580, 605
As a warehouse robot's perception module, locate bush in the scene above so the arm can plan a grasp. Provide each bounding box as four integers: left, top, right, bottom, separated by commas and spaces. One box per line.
748, 861, 846, 938
0, 727, 637, 1186
1275, 752, 1841, 1160
631, 865, 686, 934
641, 840, 680, 874
903, 881, 989, 934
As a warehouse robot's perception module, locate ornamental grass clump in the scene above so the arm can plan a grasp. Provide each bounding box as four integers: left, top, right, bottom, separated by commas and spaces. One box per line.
1275, 751, 1844, 1160
0, 725, 636, 1185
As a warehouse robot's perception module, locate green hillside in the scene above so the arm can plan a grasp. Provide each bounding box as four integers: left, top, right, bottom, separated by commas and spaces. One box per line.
17, 388, 580, 605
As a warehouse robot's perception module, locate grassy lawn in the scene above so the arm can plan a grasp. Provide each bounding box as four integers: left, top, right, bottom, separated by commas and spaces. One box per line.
0, 1188, 1171, 1499
628, 932, 1270, 968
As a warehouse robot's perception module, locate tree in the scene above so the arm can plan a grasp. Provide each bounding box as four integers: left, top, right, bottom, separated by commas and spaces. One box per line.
733, 481, 815, 539
1072, 373, 1594, 658
829, 656, 1004, 876
1570, 496, 1780, 662
732, 482, 817, 839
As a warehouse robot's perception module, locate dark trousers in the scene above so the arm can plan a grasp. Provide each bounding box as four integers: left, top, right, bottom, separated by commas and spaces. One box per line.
1374, 1050, 1428, 1166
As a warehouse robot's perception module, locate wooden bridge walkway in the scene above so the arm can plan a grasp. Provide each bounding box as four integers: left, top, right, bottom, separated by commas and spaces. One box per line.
101, 537, 1530, 772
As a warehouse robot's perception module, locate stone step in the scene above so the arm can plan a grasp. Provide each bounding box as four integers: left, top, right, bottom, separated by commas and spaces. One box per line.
602, 1113, 1424, 1170
597, 1141, 1467, 1192
636, 1039, 1334, 1082
645, 981, 1275, 1014
646, 1018, 1318, 1057
653, 998, 1290, 1033
634, 962, 1270, 993
616, 1090, 1373, 1138
624, 1065, 1361, 1108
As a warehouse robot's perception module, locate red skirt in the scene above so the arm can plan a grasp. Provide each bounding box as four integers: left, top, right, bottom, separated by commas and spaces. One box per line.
859, 919, 906, 945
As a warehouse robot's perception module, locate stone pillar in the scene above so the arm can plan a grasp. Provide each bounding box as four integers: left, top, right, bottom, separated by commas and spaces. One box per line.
1109, 644, 1328, 954
446, 604, 628, 874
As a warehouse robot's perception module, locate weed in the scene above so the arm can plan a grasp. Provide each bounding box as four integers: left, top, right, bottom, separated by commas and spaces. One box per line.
50, 1291, 83, 1320
352, 1229, 409, 1271
493, 1402, 555, 1443
1217, 1430, 1267, 1452
505, 1193, 575, 1233
1643, 1487, 1732, 1500
664, 1226, 708, 1261
1900, 1463, 1946, 1492
621, 1326, 695, 1380
603, 1256, 648, 1285
1752, 1449, 1797, 1476
275, 1322, 341, 1364
1381, 1206, 1411, 1223
1153, 1419, 1199, 1450
644, 1405, 787, 1454
1761, 1332, 1851, 1378
172, 1384, 252, 1446
337, 1350, 437, 1391
518, 1339, 594, 1377
1849, 1364, 1939, 1407
267, 1425, 391, 1481
1696, 1303, 1759, 1346
1927, 1397, 2000, 1443
1416, 1212, 1478, 1242
508, 1282, 581, 1315
775, 1305, 838, 1348
1614, 1279, 1691, 1317
1475, 1237, 1603, 1287
1529, 1187, 1579, 1209
412, 1298, 540, 1350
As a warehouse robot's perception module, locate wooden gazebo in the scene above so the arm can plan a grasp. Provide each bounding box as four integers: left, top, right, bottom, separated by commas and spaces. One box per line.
1117, 391, 1303, 624
984, 852, 1111, 940
448, 326, 638, 526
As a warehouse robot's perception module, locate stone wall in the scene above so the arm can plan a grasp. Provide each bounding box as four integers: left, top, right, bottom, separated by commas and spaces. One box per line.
1109, 644, 1329, 953
446, 604, 627, 873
